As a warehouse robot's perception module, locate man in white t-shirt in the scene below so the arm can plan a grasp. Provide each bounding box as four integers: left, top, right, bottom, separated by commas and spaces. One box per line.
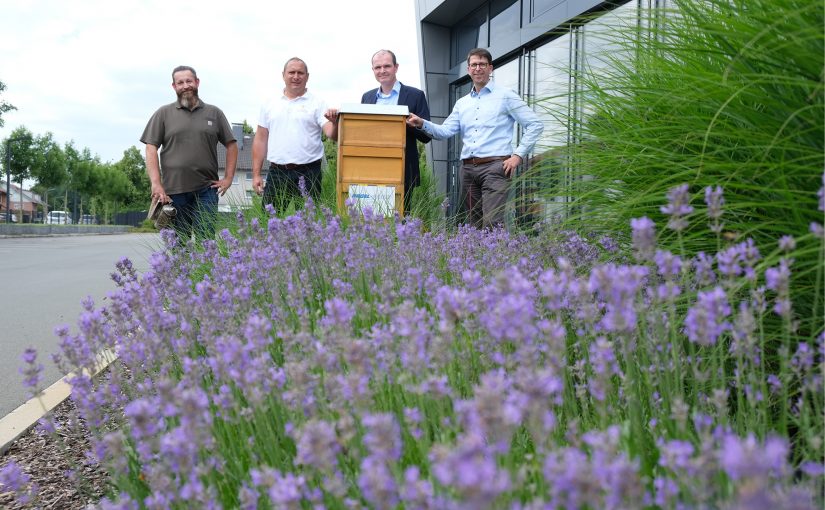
252, 57, 338, 210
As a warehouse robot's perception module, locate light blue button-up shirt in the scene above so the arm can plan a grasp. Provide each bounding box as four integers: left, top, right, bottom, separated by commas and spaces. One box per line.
375, 80, 401, 105
419, 81, 543, 160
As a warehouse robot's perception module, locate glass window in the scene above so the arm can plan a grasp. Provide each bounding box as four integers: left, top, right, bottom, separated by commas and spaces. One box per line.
582, 2, 638, 84
245, 171, 253, 181
533, 34, 572, 148
531, 0, 564, 20
525, 34, 574, 224
492, 58, 521, 149
451, 5, 488, 67
490, 0, 521, 42
447, 81, 474, 219
492, 57, 520, 92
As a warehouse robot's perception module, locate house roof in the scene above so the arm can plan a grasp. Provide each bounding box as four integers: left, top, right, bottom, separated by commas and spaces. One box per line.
4, 183, 45, 205
217, 133, 254, 171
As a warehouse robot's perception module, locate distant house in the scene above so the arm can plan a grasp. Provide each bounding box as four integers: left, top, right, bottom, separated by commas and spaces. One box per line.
0, 182, 45, 222
216, 123, 262, 212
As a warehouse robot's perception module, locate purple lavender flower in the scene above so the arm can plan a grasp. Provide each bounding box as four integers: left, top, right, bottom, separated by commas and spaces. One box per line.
250, 467, 306, 508
704, 185, 725, 233
98, 494, 140, 510
719, 433, 789, 481
0, 461, 31, 494
588, 264, 648, 333
362, 412, 402, 462
658, 439, 695, 472
320, 297, 355, 330
765, 258, 792, 318
684, 286, 731, 345
400, 465, 435, 510
778, 235, 796, 252
293, 419, 340, 472
654, 249, 683, 279
124, 397, 162, 440
810, 221, 824, 239
692, 251, 717, 287
358, 455, 400, 509
430, 433, 510, 508
630, 216, 657, 261
19, 347, 43, 395
661, 184, 694, 232
456, 370, 521, 453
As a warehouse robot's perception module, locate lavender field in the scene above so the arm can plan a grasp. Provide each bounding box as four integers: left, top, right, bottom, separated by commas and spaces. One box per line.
3, 181, 823, 509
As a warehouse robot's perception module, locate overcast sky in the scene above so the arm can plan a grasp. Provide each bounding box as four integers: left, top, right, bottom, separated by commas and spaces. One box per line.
0, 0, 422, 163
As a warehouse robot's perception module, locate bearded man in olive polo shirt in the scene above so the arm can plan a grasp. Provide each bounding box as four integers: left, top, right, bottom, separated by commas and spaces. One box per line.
141, 65, 238, 242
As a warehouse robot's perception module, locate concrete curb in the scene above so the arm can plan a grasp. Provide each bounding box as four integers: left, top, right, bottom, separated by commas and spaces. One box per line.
0, 225, 133, 237
0, 350, 117, 455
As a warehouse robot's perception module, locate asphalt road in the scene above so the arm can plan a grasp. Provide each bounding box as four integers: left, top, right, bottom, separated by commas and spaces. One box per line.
0, 233, 159, 418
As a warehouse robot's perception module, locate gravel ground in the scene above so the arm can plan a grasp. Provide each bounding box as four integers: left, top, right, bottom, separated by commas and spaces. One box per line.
0, 397, 108, 509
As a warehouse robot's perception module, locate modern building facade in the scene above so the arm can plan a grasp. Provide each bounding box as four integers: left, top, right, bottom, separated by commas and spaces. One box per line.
414, 0, 647, 224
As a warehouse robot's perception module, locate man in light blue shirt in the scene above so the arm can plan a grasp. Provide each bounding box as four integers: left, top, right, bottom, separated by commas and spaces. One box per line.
407, 48, 543, 229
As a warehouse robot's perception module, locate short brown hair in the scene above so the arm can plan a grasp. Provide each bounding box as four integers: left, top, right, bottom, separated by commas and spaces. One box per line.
466, 48, 492, 65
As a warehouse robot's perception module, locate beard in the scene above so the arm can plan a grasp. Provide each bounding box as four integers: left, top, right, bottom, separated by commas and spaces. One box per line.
177, 88, 199, 109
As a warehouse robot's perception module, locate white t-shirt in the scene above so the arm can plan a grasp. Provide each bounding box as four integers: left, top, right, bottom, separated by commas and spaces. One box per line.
257, 90, 329, 165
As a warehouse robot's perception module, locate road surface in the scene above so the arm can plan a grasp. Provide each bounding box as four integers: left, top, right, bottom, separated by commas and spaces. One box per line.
0, 233, 159, 418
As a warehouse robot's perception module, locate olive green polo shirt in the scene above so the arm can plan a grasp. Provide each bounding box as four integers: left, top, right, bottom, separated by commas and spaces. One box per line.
140, 99, 236, 194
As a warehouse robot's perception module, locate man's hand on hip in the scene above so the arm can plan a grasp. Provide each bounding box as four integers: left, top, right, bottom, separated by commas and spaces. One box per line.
211, 177, 233, 196
503, 155, 523, 177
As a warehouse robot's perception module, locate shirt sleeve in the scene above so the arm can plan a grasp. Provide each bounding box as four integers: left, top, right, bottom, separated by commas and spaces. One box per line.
506, 91, 544, 159
257, 103, 269, 130
140, 108, 165, 146
316, 100, 329, 128
421, 101, 462, 140
215, 108, 236, 145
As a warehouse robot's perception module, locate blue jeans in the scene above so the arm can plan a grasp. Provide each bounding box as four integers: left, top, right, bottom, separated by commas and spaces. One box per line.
168, 186, 218, 243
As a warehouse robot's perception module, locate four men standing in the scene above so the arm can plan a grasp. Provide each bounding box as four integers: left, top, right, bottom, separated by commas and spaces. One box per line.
142, 47, 542, 239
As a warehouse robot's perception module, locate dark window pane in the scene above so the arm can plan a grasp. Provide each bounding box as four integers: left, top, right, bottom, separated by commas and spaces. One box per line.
491, 0, 520, 39
531, 0, 563, 20
451, 5, 488, 67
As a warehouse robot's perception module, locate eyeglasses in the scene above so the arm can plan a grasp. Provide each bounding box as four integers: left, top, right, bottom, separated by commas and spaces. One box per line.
468, 62, 490, 69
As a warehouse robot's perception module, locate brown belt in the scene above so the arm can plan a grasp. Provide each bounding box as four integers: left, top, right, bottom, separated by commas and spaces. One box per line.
462, 155, 508, 165
270, 160, 320, 170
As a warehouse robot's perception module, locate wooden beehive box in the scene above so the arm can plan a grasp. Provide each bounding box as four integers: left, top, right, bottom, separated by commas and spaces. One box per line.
336, 104, 408, 216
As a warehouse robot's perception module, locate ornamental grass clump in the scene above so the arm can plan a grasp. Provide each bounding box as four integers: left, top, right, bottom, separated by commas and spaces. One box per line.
2, 184, 823, 508
541, 0, 824, 343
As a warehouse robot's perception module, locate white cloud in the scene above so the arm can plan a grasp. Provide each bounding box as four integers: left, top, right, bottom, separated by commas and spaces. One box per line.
0, 0, 422, 163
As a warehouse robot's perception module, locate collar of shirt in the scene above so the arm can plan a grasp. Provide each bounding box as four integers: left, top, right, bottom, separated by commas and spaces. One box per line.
375, 81, 401, 105
175, 99, 204, 111
470, 81, 494, 98
281, 89, 314, 102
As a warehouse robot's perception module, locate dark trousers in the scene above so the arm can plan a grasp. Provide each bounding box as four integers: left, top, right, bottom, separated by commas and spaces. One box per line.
402, 169, 420, 216
168, 186, 218, 243
263, 160, 322, 213
462, 159, 510, 229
